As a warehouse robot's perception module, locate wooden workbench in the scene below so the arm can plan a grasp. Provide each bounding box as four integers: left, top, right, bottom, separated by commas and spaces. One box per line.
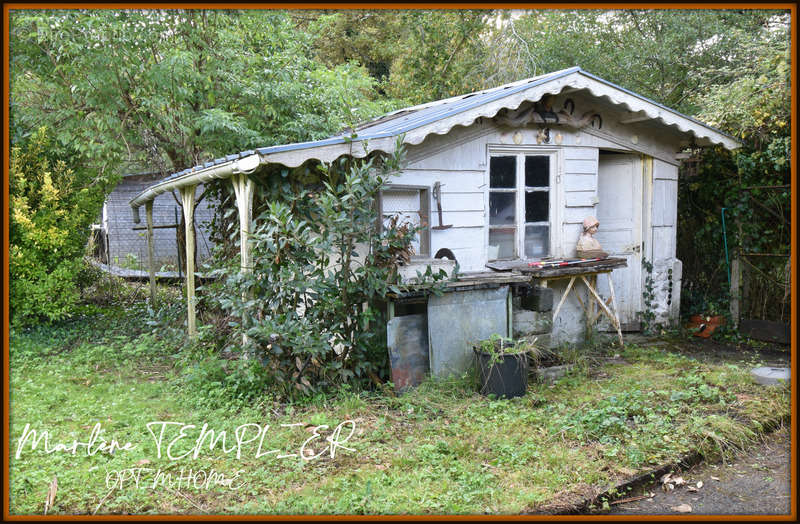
488, 258, 628, 346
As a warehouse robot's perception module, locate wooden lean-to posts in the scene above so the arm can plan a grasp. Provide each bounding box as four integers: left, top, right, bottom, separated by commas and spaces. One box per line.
231, 173, 254, 346
180, 186, 197, 339
145, 201, 157, 306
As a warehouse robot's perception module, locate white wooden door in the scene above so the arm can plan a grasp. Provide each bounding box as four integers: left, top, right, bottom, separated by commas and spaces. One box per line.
595, 153, 643, 328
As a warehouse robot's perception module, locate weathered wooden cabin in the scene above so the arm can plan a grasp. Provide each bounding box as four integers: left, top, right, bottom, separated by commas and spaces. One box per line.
130, 67, 738, 379
94, 171, 216, 269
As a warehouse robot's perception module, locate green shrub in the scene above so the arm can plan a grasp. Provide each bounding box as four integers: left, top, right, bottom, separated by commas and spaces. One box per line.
209, 142, 447, 400
10, 127, 115, 325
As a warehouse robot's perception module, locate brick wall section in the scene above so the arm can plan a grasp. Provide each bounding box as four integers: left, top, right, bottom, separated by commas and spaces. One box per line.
104, 174, 217, 269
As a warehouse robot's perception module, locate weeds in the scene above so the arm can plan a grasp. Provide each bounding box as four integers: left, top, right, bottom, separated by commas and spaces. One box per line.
8, 304, 790, 515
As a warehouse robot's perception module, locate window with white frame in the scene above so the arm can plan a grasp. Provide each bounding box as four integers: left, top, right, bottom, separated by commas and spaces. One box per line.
487, 152, 554, 260
378, 185, 431, 257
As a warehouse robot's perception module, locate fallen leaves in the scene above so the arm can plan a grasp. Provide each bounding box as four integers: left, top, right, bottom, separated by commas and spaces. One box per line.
660, 472, 687, 491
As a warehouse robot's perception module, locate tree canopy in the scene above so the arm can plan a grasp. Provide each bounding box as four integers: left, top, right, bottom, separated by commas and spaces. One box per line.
10, 9, 391, 177
8, 7, 791, 325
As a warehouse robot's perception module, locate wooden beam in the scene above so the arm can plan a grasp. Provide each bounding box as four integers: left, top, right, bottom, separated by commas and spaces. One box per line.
145, 201, 157, 307
231, 173, 255, 274
552, 276, 576, 323
507, 288, 513, 338
581, 275, 623, 347
604, 276, 624, 347
730, 257, 740, 329
132, 223, 179, 231
180, 186, 197, 339
231, 173, 255, 346
619, 112, 653, 124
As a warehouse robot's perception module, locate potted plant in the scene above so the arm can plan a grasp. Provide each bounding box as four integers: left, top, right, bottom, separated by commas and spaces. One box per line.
473, 334, 539, 399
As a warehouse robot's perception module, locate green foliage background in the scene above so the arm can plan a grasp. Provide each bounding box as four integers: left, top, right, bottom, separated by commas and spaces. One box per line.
9, 128, 114, 324
8, 8, 791, 327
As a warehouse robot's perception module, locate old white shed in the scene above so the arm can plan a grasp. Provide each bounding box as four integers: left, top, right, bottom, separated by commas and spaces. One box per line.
130, 67, 738, 368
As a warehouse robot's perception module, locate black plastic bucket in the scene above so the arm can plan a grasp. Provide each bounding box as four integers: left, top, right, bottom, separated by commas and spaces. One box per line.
474, 348, 529, 399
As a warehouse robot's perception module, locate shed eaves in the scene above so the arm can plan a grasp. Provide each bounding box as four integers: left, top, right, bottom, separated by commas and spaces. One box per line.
130, 67, 739, 213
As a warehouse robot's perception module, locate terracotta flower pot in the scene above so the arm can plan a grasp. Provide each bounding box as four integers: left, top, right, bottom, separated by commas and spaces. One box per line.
687, 314, 726, 338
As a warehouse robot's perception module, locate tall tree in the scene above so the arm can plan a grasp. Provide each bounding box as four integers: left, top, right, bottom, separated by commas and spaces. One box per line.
296, 9, 497, 106
676, 13, 791, 321
10, 9, 393, 272
10, 9, 390, 175
493, 9, 785, 113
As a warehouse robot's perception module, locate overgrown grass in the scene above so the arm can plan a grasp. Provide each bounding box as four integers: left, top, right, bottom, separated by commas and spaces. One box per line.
8, 305, 790, 515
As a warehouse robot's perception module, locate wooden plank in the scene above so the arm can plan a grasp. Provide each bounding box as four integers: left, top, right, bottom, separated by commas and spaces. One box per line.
485, 261, 517, 272
392, 273, 531, 299
604, 274, 624, 346
180, 186, 197, 339
730, 258, 740, 329
739, 319, 790, 344
563, 206, 598, 224
551, 276, 576, 322
563, 147, 598, 160
652, 179, 677, 226
438, 192, 484, 212
520, 257, 627, 278
564, 159, 597, 175
563, 173, 597, 193
438, 210, 484, 228
653, 158, 679, 180
565, 191, 596, 207
391, 169, 486, 193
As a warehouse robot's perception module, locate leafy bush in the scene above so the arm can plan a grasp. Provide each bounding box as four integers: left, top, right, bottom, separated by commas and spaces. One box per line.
208, 143, 445, 400
10, 128, 115, 325
678, 21, 790, 323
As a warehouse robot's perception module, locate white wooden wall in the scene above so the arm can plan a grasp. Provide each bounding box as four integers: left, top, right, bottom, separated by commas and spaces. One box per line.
389, 112, 681, 273
384, 98, 685, 332
650, 159, 681, 325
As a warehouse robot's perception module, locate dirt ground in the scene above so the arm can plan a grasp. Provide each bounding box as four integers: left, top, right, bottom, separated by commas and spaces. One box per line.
634, 333, 791, 367
606, 425, 792, 516
594, 334, 794, 516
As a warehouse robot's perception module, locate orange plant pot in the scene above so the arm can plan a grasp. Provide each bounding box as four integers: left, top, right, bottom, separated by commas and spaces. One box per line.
687, 315, 726, 338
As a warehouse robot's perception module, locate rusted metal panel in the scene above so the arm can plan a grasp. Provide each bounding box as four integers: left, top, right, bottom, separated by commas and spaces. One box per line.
428, 286, 509, 378
387, 314, 430, 392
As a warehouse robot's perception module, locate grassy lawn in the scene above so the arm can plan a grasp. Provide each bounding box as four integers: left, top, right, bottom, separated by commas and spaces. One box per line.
9, 306, 790, 515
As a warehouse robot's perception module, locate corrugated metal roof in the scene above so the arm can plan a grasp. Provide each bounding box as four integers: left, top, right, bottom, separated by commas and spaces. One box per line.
252, 67, 580, 158
137, 66, 738, 199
